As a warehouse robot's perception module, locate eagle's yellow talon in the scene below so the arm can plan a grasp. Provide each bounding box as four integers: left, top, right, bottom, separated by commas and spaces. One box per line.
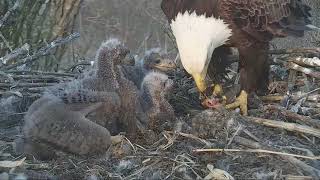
212, 84, 223, 96
225, 90, 248, 116
221, 95, 227, 105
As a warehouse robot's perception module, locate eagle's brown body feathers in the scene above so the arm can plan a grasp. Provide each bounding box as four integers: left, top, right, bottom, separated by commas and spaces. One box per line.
162, 0, 312, 95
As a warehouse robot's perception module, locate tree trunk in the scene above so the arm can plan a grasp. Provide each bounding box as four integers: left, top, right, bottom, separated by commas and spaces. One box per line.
0, 0, 81, 71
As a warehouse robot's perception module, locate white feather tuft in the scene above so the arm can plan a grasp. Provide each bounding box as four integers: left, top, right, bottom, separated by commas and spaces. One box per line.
170, 12, 232, 75
98, 38, 123, 53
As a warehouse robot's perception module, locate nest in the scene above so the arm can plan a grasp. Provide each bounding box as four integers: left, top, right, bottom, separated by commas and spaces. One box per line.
1, 34, 320, 179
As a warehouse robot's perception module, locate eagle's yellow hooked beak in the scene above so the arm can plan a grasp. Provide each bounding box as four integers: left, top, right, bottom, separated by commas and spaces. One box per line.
192, 73, 207, 93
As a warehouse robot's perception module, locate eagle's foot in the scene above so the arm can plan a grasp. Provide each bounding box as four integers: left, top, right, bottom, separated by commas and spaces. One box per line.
225, 90, 248, 116
211, 84, 223, 97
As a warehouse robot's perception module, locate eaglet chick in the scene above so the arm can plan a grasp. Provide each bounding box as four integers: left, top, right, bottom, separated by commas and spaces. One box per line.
46, 39, 137, 134
121, 48, 177, 89
22, 95, 112, 159
140, 71, 175, 131
22, 39, 176, 158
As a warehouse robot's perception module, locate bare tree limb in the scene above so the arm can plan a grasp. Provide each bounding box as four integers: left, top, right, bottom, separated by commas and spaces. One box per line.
244, 116, 320, 138
0, 0, 22, 29
3, 70, 76, 77
0, 32, 80, 71
287, 62, 320, 79
265, 105, 320, 129
0, 43, 30, 65
0, 82, 57, 88
292, 57, 320, 67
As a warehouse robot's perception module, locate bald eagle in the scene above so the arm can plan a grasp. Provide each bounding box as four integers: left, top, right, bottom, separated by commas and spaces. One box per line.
161, 0, 316, 115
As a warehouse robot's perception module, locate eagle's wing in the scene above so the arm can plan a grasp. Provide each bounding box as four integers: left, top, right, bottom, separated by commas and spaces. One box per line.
161, 0, 218, 22
228, 0, 312, 38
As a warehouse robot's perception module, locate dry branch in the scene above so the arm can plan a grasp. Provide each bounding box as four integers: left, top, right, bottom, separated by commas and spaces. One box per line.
287, 62, 320, 79
4, 70, 76, 77
265, 105, 320, 129
0, 33, 80, 71
0, 44, 30, 65
304, 102, 320, 108
269, 48, 320, 56
245, 116, 320, 138
0, 0, 22, 29
7, 74, 63, 80
261, 89, 320, 103
193, 148, 320, 160
0, 82, 57, 88
232, 137, 320, 178
292, 57, 320, 67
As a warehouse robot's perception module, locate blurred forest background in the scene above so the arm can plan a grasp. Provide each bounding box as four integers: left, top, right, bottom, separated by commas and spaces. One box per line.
0, 0, 319, 72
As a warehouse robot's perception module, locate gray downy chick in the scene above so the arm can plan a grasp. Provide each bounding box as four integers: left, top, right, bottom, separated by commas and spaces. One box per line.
121, 48, 177, 89
46, 39, 148, 138
22, 94, 112, 159
89, 39, 149, 137
140, 71, 175, 131
45, 39, 130, 132
83, 38, 132, 92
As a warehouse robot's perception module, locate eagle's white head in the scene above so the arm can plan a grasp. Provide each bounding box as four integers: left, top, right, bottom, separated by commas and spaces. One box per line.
170, 11, 232, 92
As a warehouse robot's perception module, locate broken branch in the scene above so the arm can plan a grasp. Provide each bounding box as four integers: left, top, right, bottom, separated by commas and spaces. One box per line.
0, 43, 30, 65
0, 0, 22, 29
193, 148, 320, 160
287, 62, 320, 79
0, 32, 80, 71
244, 116, 320, 138
292, 57, 320, 67
265, 105, 320, 129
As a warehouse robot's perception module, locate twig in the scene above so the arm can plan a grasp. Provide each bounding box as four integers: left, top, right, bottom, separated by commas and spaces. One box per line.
295, 88, 320, 102
287, 62, 320, 79
304, 102, 320, 108
4, 70, 76, 77
261, 88, 320, 103
0, 43, 30, 65
280, 175, 313, 180
292, 57, 320, 67
0, 82, 57, 88
260, 95, 284, 102
193, 148, 320, 160
123, 160, 160, 180
0, 33, 80, 70
67, 62, 91, 72
233, 137, 320, 177
4, 74, 66, 83
176, 132, 212, 147
266, 105, 320, 129
244, 116, 320, 138
0, 0, 22, 29
0, 32, 12, 52
269, 48, 320, 56
227, 125, 242, 147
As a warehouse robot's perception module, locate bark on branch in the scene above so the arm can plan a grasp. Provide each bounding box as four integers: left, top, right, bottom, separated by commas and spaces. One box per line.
0, 33, 80, 71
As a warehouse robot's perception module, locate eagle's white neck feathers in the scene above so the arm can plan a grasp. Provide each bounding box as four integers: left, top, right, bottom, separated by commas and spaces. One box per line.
170, 12, 232, 75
